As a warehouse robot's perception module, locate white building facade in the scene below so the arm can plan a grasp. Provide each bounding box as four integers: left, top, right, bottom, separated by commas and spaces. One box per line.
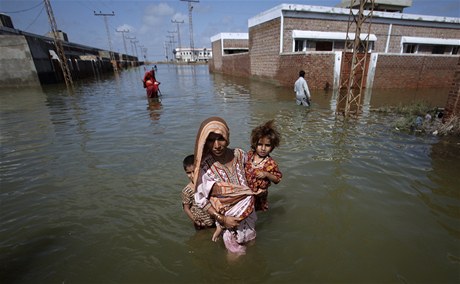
173, 47, 212, 62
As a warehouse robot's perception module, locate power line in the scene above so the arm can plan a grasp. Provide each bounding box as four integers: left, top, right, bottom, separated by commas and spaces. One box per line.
22, 4, 45, 32
0, 1, 43, 13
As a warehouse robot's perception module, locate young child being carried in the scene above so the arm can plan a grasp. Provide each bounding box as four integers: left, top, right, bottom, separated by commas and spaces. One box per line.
181, 154, 215, 230
212, 120, 282, 242
244, 120, 282, 211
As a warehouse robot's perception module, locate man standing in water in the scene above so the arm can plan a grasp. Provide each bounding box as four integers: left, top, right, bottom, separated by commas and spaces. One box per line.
294, 70, 311, 106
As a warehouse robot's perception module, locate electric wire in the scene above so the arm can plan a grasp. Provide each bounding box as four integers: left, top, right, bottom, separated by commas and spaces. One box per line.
0, 1, 43, 14
22, 4, 45, 32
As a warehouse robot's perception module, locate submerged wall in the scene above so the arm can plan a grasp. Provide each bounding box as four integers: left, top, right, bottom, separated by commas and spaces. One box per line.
211, 50, 458, 91
0, 35, 40, 87
218, 53, 250, 78
445, 57, 460, 118
373, 54, 458, 89
0, 30, 140, 87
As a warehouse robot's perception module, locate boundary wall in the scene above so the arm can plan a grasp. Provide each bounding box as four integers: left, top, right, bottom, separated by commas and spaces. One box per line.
0, 35, 40, 87
1, 29, 140, 87
445, 57, 460, 118
210, 53, 250, 78
212, 15, 458, 90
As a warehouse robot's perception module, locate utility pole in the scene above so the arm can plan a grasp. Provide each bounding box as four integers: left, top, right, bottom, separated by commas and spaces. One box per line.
139, 46, 148, 62
94, 11, 117, 71
337, 0, 374, 116
143, 47, 148, 63
116, 29, 129, 61
131, 40, 139, 58
180, 0, 199, 62
43, 0, 73, 88
168, 30, 177, 60
126, 36, 136, 56
167, 34, 176, 61
164, 41, 169, 61
171, 19, 184, 60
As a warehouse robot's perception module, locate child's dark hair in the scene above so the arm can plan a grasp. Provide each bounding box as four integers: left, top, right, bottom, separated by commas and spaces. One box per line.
183, 154, 194, 170
250, 120, 281, 151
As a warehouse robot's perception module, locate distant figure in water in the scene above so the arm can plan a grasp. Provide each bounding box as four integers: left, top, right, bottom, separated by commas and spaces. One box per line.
143, 68, 160, 98
294, 70, 311, 106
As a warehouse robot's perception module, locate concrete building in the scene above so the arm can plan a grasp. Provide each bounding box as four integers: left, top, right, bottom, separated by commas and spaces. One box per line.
173, 47, 212, 62
210, 3, 460, 91
0, 13, 139, 87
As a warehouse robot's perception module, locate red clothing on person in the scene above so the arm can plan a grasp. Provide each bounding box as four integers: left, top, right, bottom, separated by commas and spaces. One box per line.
244, 150, 282, 211
146, 79, 160, 98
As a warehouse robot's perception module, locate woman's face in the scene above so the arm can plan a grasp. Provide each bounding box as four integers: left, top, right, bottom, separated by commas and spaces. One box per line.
206, 132, 227, 157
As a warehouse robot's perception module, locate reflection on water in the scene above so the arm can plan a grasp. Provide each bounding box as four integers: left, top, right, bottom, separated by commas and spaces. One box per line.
0, 64, 459, 283
147, 97, 163, 121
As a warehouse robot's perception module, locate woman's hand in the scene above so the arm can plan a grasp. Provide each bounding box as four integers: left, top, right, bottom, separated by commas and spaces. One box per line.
223, 216, 240, 229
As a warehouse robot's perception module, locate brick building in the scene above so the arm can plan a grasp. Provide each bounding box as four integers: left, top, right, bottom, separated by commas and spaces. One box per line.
210, 4, 460, 91
209, 33, 249, 76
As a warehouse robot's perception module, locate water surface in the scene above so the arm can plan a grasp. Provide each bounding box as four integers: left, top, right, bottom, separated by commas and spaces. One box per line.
1, 65, 459, 283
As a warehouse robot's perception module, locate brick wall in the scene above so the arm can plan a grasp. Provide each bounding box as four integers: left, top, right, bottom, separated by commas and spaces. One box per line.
445, 57, 460, 118
278, 53, 335, 89
249, 18, 281, 78
282, 17, 460, 53
211, 40, 222, 70
223, 39, 248, 49
373, 54, 458, 89
210, 13, 459, 91
220, 53, 250, 77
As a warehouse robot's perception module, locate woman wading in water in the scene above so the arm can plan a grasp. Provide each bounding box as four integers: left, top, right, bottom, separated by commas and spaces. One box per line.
193, 117, 261, 255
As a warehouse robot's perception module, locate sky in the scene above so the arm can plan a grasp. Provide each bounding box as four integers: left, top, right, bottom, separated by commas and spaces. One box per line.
1, 0, 459, 61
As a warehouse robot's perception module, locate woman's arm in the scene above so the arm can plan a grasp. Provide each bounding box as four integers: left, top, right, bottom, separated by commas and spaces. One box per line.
208, 207, 240, 229
194, 163, 241, 229
205, 183, 240, 229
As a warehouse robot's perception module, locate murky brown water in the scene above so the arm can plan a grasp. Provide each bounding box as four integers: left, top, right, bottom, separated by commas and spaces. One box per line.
1, 64, 459, 283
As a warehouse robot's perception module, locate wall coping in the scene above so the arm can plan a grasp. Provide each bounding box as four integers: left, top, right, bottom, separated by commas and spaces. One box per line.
210, 33, 249, 43
248, 3, 460, 28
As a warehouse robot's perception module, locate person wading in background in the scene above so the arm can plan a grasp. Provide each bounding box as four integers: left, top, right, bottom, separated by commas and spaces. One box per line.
294, 70, 311, 106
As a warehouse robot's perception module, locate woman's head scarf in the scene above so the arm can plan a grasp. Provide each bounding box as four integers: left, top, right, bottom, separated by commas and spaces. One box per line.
192, 117, 229, 190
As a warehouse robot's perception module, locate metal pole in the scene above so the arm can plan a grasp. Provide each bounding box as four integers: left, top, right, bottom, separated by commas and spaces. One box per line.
117, 29, 129, 61
44, 0, 73, 88
171, 19, 184, 61
94, 11, 117, 71
180, 0, 199, 61
126, 36, 136, 56
132, 40, 139, 58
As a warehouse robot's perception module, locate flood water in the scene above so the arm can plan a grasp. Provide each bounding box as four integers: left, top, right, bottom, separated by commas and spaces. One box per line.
1, 64, 459, 283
